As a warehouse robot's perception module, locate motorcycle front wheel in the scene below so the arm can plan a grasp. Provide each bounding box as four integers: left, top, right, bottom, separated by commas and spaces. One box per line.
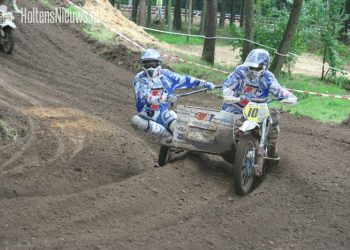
233, 134, 257, 195
1, 29, 14, 54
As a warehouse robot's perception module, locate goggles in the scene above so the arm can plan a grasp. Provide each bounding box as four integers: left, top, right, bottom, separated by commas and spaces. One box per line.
142, 60, 160, 69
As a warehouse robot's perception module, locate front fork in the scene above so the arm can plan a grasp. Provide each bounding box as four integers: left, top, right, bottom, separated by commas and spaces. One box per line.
254, 118, 270, 176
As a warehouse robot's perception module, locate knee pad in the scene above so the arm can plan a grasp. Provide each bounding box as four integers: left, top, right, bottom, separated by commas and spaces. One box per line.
131, 115, 149, 131
169, 110, 177, 119
168, 120, 176, 133
131, 115, 171, 137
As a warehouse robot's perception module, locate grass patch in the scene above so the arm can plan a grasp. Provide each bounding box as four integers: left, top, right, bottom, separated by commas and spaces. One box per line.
40, 0, 50, 6
64, 5, 115, 42
145, 26, 233, 46
277, 74, 350, 123
0, 120, 16, 143
146, 30, 204, 46
83, 24, 115, 42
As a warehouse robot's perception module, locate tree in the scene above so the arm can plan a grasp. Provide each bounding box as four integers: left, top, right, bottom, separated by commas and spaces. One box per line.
167, 0, 173, 31
173, 0, 182, 31
202, 0, 217, 64
219, 0, 227, 28
200, 0, 207, 34
270, 0, 304, 75
146, 0, 151, 27
187, 0, 193, 41
230, 0, 236, 26
138, 0, 147, 26
342, 0, 350, 42
242, 0, 254, 62
132, 0, 139, 23
239, 0, 245, 27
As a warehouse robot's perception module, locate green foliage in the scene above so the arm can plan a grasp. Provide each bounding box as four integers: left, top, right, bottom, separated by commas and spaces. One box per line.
302, 0, 347, 78
229, 0, 348, 82
0, 120, 16, 143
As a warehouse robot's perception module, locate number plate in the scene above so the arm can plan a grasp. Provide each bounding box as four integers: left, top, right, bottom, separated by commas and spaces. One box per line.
243, 102, 270, 123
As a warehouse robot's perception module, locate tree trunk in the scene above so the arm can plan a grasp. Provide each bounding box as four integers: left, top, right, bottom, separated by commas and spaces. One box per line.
219, 0, 227, 28
200, 0, 207, 35
184, 0, 188, 23
242, 0, 254, 62
255, 0, 261, 16
270, 0, 304, 75
230, 0, 235, 26
138, 0, 147, 26
202, 0, 217, 64
132, 0, 139, 23
167, 0, 173, 31
239, 0, 245, 27
146, 0, 151, 27
342, 0, 350, 42
187, 0, 193, 41
173, 0, 182, 31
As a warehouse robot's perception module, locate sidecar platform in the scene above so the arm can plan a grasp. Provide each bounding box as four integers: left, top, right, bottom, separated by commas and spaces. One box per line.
166, 105, 236, 155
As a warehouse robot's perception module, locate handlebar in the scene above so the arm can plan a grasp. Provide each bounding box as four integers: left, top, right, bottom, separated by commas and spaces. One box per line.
178, 85, 223, 98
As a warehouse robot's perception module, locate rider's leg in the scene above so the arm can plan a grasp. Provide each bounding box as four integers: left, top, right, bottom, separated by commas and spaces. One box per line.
267, 108, 280, 159
131, 109, 177, 139
131, 115, 172, 138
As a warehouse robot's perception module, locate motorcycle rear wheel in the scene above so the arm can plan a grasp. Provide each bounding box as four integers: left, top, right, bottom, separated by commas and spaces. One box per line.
233, 135, 257, 195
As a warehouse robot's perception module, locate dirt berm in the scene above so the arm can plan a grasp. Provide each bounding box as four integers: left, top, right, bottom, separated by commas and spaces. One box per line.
0, 0, 349, 249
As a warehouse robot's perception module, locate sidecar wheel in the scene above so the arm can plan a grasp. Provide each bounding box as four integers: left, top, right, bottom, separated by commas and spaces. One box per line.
233, 135, 257, 196
158, 145, 171, 167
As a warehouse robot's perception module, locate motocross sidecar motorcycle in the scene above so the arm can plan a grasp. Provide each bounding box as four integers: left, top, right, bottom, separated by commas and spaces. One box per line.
158, 89, 280, 196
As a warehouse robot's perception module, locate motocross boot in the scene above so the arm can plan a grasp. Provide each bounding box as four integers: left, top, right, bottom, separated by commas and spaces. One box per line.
267, 144, 279, 159
267, 125, 280, 160
267, 108, 280, 160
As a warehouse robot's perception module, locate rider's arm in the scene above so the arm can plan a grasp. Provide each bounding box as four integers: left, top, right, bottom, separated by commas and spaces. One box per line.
163, 69, 212, 90
266, 72, 298, 104
223, 67, 245, 99
133, 75, 167, 110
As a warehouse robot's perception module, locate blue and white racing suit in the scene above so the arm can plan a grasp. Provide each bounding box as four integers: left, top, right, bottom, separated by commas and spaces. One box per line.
222, 66, 295, 113
132, 68, 210, 137
222, 66, 297, 157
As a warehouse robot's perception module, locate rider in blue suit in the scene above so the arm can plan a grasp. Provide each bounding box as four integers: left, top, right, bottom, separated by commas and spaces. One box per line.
222, 48, 297, 158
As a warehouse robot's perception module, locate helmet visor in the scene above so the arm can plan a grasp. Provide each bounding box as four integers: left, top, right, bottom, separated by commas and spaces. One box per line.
142, 60, 159, 69
249, 66, 264, 72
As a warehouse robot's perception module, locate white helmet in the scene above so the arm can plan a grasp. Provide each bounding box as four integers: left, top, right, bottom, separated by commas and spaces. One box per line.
243, 49, 270, 79
140, 48, 162, 78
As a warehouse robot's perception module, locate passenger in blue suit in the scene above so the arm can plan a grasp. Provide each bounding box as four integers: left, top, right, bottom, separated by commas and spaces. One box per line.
131, 48, 215, 140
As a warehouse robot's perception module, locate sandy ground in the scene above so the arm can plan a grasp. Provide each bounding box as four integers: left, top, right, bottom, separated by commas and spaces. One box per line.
0, 0, 349, 249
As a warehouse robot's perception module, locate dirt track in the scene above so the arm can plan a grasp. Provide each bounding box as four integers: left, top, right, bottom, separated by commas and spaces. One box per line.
0, 1, 349, 249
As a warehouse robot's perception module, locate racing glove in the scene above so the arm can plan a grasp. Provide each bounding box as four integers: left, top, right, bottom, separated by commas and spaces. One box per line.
281, 94, 298, 105
166, 94, 179, 103
202, 82, 216, 91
